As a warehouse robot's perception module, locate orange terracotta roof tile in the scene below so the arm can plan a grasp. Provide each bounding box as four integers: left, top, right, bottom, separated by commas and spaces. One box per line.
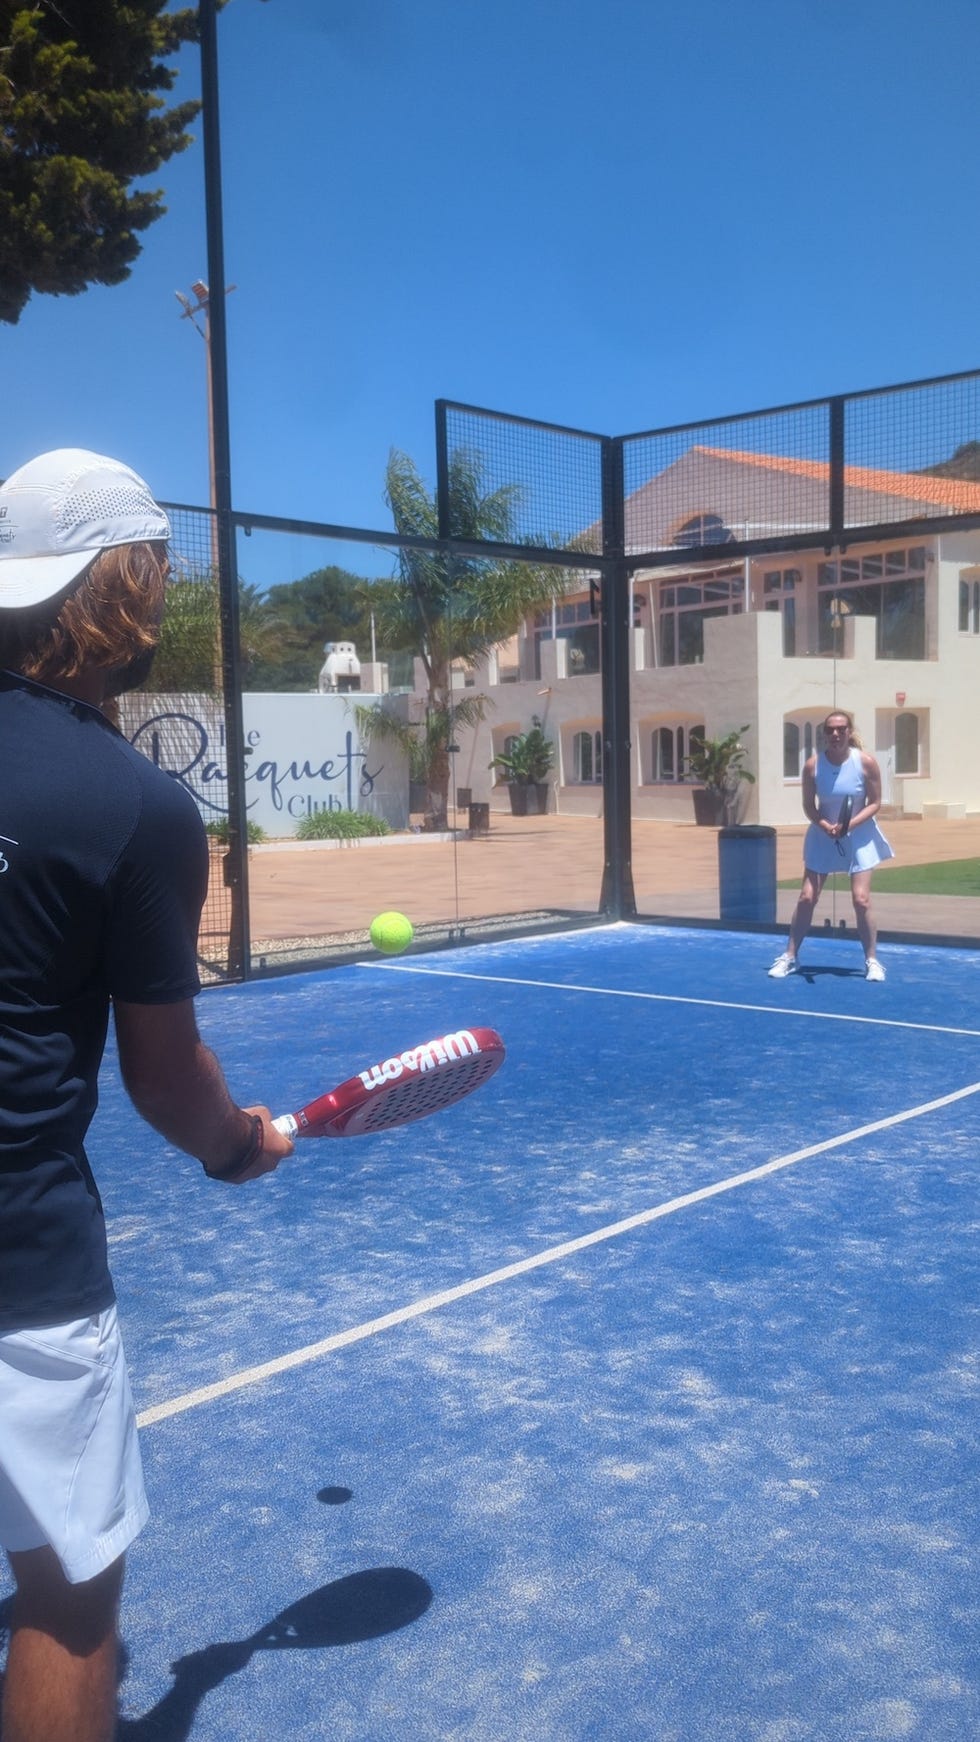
694, 446, 980, 512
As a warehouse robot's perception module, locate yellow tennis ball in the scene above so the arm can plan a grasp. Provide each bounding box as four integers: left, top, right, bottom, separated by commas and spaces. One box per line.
370, 911, 414, 955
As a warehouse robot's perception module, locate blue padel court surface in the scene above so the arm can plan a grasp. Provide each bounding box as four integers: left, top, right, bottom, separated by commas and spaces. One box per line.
3, 923, 980, 1740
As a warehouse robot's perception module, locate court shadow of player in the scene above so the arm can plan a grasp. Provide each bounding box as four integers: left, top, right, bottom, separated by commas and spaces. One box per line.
793, 964, 865, 982
114, 1566, 432, 1742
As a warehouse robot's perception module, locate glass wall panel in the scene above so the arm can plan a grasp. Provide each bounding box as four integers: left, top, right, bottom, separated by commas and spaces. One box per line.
116, 503, 239, 984
458, 557, 604, 934
631, 526, 980, 946
121, 513, 606, 979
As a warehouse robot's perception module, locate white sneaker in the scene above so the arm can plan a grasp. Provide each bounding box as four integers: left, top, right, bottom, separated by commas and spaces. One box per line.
865, 958, 886, 982
768, 952, 798, 978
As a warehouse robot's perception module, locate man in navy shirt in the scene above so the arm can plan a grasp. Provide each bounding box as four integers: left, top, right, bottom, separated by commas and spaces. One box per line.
0, 450, 293, 1742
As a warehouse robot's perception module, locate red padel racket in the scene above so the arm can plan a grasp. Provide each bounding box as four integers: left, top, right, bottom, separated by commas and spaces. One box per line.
835, 793, 854, 855
272, 1026, 505, 1140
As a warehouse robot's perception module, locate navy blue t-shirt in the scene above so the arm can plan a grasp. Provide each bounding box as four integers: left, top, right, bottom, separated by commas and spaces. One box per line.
0, 670, 208, 1331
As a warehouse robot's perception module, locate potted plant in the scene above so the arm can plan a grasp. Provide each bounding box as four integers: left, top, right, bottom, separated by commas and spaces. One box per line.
490, 717, 555, 816
685, 726, 756, 825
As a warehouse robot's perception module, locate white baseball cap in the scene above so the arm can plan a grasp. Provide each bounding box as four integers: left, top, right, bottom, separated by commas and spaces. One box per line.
0, 448, 171, 609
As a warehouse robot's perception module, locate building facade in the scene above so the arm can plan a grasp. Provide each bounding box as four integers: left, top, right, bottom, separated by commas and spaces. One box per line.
448, 449, 980, 825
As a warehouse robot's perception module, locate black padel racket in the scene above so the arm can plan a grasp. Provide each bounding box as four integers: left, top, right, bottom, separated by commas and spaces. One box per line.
835, 793, 854, 855
272, 1027, 505, 1139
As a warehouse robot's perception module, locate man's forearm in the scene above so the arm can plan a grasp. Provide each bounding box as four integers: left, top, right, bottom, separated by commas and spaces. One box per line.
113, 998, 278, 1179
123, 1036, 255, 1173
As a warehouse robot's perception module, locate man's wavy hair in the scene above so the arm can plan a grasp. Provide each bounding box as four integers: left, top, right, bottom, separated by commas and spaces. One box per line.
0, 542, 169, 684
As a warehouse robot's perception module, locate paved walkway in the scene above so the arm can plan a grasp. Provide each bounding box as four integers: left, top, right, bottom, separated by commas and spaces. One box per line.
201, 812, 980, 962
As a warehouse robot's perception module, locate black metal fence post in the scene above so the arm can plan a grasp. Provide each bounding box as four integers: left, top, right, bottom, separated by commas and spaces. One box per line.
199, 0, 250, 978
599, 436, 636, 918
829, 395, 846, 547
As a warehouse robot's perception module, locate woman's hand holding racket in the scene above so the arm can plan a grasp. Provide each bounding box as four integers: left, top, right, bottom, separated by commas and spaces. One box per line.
834, 794, 854, 855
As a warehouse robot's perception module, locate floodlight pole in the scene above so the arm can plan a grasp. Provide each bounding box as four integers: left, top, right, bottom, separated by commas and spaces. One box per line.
198, 0, 251, 977
175, 280, 236, 575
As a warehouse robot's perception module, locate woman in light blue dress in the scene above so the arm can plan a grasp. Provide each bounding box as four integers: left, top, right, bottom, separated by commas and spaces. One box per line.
769, 709, 894, 982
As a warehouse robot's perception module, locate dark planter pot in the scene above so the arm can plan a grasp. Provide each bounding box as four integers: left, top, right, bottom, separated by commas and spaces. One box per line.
507, 782, 550, 816
692, 786, 726, 826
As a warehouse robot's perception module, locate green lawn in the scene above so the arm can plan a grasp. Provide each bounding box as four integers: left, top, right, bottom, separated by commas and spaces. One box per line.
777, 858, 980, 896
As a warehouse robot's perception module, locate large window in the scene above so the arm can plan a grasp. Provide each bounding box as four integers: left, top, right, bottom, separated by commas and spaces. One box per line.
657, 568, 743, 666
762, 567, 800, 656
650, 722, 705, 783
817, 546, 926, 659
533, 601, 599, 679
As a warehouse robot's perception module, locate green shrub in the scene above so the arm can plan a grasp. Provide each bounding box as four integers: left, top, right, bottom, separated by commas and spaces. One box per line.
294, 809, 393, 841
205, 818, 267, 845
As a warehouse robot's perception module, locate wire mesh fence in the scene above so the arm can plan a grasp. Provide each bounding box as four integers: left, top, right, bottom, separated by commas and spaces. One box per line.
843, 371, 980, 531
440, 369, 980, 565
437, 401, 606, 556
110, 368, 980, 981
622, 401, 834, 557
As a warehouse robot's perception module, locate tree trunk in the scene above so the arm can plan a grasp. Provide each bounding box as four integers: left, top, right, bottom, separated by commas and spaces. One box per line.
424, 670, 451, 831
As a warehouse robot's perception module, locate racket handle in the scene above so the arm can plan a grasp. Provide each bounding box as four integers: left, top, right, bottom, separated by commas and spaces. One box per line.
272, 1113, 299, 1140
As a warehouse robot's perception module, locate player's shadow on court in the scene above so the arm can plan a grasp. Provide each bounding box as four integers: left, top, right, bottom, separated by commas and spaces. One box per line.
792, 964, 866, 982
115, 1566, 432, 1742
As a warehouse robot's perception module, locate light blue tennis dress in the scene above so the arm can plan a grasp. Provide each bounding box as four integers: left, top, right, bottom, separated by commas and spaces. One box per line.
803, 747, 894, 876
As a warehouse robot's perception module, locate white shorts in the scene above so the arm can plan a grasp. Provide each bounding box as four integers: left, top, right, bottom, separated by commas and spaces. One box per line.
0, 1306, 148, 1585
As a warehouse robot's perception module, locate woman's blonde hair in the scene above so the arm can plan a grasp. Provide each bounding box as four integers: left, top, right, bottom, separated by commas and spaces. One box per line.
0, 541, 169, 684
822, 708, 862, 749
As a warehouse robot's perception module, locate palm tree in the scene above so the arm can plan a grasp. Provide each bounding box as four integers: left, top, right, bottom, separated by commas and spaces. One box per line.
146, 575, 283, 694
360, 449, 560, 829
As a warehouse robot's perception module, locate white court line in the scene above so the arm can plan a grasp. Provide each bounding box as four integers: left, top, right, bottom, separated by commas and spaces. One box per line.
136, 1078, 980, 1431
360, 962, 980, 1038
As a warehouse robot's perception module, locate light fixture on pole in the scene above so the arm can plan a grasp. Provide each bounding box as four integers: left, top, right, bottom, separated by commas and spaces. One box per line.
175, 280, 236, 572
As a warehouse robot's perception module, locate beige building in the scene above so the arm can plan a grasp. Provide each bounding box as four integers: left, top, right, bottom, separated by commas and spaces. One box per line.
449, 448, 980, 826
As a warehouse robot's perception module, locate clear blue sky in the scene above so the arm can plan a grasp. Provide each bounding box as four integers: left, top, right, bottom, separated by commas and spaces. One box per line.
3, 0, 978, 559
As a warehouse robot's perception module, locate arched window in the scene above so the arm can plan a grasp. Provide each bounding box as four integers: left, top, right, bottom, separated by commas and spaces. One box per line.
672, 514, 735, 549
894, 712, 919, 775
491, 733, 521, 785
655, 727, 675, 780
572, 730, 602, 783
783, 717, 820, 779
783, 720, 800, 779
650, 722, 705, 783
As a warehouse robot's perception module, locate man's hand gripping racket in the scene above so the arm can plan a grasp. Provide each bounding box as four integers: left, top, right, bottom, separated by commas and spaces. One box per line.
272, 1026, 505, 1140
